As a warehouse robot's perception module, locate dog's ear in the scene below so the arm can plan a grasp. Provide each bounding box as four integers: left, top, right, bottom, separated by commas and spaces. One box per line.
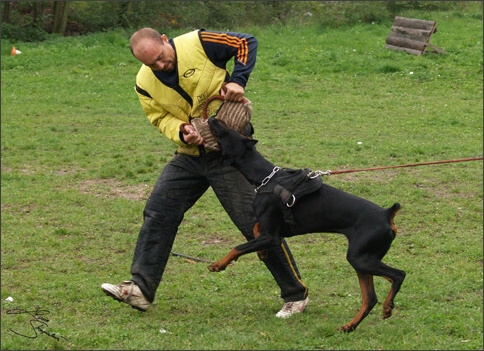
244, 138, 258, 149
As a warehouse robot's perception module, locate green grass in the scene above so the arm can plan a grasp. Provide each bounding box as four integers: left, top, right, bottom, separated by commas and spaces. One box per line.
1, 6, 482, 350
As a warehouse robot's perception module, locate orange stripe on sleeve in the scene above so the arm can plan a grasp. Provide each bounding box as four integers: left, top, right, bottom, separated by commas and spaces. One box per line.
201, 32, 249, 64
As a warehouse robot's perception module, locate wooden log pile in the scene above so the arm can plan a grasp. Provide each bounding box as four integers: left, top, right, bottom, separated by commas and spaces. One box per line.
386, 16, 445, 55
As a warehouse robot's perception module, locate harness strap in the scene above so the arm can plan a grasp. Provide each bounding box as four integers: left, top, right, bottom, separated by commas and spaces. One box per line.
273, 184, 301, 234
273, 184, 293, 204
259, 167, 324, 234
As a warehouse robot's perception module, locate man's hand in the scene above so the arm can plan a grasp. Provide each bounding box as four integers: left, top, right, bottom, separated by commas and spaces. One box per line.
180, 123, 204, 145
222, 82, 245, 102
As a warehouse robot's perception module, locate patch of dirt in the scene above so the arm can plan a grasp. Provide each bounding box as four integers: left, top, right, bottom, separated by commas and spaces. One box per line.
78, 179, 151, 201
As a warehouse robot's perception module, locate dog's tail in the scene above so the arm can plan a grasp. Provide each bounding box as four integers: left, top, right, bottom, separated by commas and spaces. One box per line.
387, 203, 401, 236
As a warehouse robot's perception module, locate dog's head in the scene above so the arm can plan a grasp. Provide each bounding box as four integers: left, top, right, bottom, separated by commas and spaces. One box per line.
208, 117, 258, 166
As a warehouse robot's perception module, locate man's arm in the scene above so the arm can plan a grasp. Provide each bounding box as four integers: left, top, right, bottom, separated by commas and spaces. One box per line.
135, 89, 200, 146
199, 30, 258, 90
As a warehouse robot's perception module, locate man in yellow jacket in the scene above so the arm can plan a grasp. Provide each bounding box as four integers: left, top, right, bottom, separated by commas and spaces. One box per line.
101, 27, 309, 318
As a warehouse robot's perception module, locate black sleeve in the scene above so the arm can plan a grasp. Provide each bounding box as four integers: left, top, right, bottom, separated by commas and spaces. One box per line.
199, 29, 258, 88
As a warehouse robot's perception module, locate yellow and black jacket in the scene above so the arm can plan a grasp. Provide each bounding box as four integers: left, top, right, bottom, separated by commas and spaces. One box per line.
134, 29, 257, 156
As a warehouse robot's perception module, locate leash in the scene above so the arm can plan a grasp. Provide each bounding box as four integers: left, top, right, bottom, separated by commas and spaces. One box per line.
315, 157, 483, 176
172, 252, 214, 263
172, 157, 481, 266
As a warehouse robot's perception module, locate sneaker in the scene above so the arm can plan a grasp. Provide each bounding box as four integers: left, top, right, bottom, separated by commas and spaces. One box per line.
101, 280, 150, 311
275, 297, 309, 318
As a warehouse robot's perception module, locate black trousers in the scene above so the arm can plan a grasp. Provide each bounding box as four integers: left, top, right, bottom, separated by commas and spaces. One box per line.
130, 149, 308, 303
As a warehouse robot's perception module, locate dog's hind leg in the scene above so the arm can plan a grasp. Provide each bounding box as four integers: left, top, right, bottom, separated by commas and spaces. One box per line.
348, 255, 406, 320
381, 267, 406, 318
339, 271, 377, 332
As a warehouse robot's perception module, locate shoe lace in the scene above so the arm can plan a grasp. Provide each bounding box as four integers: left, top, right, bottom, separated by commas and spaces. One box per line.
282, 301, 295, 312
121, 282, 134, 300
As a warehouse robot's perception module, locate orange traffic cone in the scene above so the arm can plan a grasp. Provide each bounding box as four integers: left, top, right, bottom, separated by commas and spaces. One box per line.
10, 46, 21, 55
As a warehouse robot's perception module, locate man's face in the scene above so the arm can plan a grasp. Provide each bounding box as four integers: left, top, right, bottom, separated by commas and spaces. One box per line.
135, 34, 175, 72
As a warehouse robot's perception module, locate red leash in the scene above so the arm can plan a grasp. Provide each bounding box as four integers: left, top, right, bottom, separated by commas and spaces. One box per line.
323, 157, 483, 175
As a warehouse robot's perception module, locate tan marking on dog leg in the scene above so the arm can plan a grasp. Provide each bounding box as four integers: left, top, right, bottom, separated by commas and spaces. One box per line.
253, 222, 268, 260
339, 273, 376, 332
208, 248, 242, 272
382, 276, 396, 318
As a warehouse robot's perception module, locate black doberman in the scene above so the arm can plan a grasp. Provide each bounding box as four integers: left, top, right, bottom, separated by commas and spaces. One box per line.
207, 117, 406, 332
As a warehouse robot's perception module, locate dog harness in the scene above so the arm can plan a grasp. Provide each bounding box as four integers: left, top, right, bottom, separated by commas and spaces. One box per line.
256, 167, 324, 234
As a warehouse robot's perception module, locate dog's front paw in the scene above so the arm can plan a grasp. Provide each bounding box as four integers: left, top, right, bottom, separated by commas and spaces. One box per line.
338, 324, 356, 333
208, 262, 226, 272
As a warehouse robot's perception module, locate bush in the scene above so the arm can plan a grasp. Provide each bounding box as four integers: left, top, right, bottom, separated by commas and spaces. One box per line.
2, 22, 48, 43
1, 1, 481, 42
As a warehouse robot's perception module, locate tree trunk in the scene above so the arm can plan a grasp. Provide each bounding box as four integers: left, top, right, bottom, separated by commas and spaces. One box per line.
52, 1, 70, 35
118, 1, 132, 28
33, 1, 43, 28
2, 1, 11, 24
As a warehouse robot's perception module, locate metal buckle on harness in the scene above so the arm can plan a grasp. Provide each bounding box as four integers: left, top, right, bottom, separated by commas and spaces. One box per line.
286, 194, 296, 208
255, 166, 281, 192
308, 170, 331, 178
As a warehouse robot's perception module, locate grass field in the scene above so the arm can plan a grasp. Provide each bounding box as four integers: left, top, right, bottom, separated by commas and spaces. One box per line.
1, 5, 483, 350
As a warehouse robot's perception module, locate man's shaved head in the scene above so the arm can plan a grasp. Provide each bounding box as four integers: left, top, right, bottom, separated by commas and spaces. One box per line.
130, 28, 164, 57
129, 27, 175, 71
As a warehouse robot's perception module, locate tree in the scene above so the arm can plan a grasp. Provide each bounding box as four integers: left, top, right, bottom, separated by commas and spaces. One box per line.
2, 1, 11, 24
52, 1, 70, 35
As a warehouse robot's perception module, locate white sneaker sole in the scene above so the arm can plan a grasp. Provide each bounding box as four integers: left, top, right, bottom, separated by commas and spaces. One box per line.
101, 283, 149, 312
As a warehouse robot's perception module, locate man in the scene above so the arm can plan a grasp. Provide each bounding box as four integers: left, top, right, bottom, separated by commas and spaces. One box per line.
101, 27, 308, 318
